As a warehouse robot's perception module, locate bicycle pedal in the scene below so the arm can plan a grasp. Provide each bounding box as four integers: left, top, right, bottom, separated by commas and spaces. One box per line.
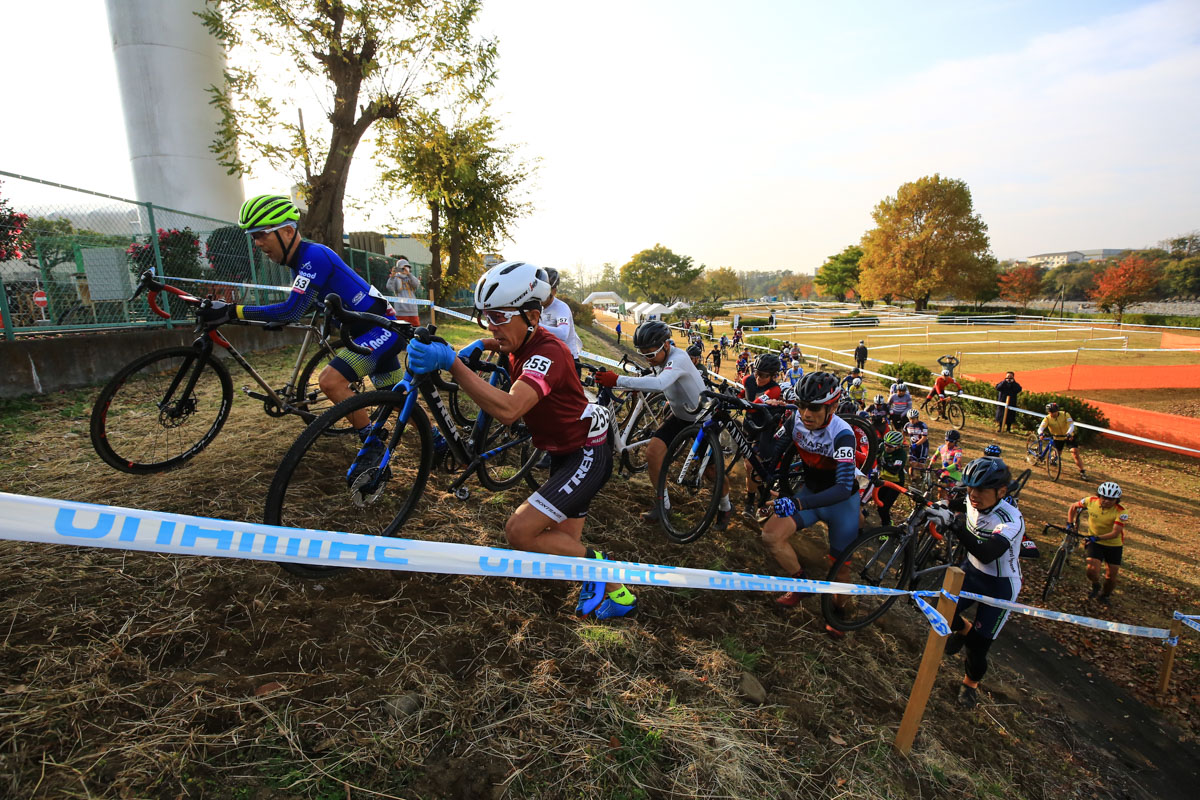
242, 386, 270, 402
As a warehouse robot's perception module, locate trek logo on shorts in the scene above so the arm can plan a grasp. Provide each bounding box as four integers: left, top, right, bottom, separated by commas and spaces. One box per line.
561, 447, 595, 495
292, 275, 311, 294
523, 355, 553, 376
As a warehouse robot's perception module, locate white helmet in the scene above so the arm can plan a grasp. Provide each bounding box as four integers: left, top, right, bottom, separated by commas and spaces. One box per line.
942, 369, 951, 376
906, 408, 920, 419
852, 378, 861, 386
1097, 481, 1122, 500
473, 261, 550, 311
791, 359, 800, 367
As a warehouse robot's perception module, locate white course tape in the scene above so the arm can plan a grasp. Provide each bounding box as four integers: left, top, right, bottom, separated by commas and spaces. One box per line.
955, 590, 1171, 640
1176, 612, 1200, 635
0, 492, 948, 631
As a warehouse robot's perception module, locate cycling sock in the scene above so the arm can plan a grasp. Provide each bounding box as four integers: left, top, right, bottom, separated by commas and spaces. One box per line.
606, 586, 636, 605
962, 676, 980, 689
586, 548, 603, 561
719, 495, 731, 512
1102, 577, 1116, 597
357, 424, 373, 442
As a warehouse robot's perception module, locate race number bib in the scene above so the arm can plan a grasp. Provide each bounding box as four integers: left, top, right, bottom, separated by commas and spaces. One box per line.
522, 354, 553, 376
292, 275, 311, 294
582, 403, 612, 444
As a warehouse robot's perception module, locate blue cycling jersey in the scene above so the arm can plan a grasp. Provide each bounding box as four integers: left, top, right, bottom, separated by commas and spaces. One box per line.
236, 240, 388, 330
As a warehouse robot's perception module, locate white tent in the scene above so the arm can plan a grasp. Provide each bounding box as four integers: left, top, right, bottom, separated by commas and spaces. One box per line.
628, 302, 650, 317
582, 291, 623, 306
639, 302, 670, 320
667, 301, 690, 311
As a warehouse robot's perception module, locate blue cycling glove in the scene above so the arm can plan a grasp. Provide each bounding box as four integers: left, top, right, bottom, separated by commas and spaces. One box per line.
774, 497, 797, 517
458, 339, 485, 364
1086, 536, 1098, 544
406, 339, 457, 374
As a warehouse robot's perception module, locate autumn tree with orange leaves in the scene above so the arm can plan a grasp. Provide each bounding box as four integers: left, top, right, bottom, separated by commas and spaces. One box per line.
1089, 255, 1160, 325
997, 264, 1044, 308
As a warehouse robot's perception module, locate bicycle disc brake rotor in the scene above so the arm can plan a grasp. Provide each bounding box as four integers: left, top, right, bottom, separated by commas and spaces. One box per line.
350, 467, 390, 506
157, 397, 197, 428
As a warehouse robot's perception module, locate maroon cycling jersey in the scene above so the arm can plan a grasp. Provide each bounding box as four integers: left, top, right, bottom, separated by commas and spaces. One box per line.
505, 327, 603, 454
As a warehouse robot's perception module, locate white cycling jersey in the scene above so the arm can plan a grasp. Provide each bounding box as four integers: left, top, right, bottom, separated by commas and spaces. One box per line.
540, 296, 582, 358
964, 499, 1025, 584
614, 344, 705, 421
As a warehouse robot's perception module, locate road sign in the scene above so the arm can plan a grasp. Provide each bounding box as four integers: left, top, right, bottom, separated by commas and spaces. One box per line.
32, 290, 48, 308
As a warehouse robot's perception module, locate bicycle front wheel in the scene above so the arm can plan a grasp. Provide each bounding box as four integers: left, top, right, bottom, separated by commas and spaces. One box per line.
621, 396, 669, 473
1025, 433, 1041, 465
656, 425, 724, 544
90, 346, 233, 474
1046, 446, 1062, 481
822, 526, 913, 631
1041, 547, 1068, 603
946, 401, 966, 430
265, 389, 433, 578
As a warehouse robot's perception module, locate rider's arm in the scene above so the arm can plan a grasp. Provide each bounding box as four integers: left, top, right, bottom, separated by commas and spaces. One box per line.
1067, 498, 1085, 526
959, 521, 1018, 563
1037, 416, 1049, 435
1066, 415, 1077, 437
1099, 515, 1126, 541
796, 430, 857, 509
447, 360, 539, 426
236, 272, 320, 324
616, 365, 678, 393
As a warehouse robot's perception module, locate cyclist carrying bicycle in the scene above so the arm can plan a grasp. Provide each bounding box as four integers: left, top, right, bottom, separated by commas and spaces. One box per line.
846, 377, 866, 409
784, 359, 805, 388
887, 383, 913, 430
406, 261, 636, 620
735, 350, 751, 379
763, 373, 860, 634
925, 369, 961, 421
876, 430, 908, 526
739, 353, 785, 518
865, 394, 890, 439
709, 344, 722, 374
597, 321, 729, 528
903, 408, 929, 467
1067, 481, 1127, 604
1038, 403, 1088, 480
944, 457, 1024, 709
197, 195, 403, 435
937, 429, 965, 492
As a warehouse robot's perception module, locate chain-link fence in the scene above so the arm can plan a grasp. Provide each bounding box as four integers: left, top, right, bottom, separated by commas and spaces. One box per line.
0, 171, 404, 340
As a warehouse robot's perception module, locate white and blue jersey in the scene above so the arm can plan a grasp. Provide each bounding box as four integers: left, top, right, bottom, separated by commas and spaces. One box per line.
783, 413, 860, 556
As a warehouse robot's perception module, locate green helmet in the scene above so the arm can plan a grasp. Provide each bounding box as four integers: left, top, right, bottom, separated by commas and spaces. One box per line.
883, 431, 904, 448
238, 194, 300, 231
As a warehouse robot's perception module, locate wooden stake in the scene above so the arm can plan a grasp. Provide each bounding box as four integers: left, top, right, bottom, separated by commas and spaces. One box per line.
895, 566, 965, 756
428, 289, 436, 326
1158, 618, 1183, 694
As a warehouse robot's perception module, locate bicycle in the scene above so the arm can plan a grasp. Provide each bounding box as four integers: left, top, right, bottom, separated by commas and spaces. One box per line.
919, 392, 966, 430
263, 295, 543, 578
822, 482, 964, 631
580, 361, 669, 473
1025, 431, 1062, 481
653, 392, 878, 544
90, 270, 346, 474
1040, 521, 1086, 603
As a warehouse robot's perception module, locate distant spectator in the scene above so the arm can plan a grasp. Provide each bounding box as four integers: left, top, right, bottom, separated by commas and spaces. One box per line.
854, 340, 868, 370
615, 320, 622, 345
386, 257, 421, 325
994, 371, 1022, 433
938, 354, 960, 377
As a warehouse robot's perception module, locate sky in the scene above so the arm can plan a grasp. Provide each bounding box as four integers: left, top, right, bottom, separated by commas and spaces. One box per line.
2, 0, 1198, 275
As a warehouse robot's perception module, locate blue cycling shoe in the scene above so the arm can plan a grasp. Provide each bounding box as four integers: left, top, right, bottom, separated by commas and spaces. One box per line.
594, 595, 638, 620
575, 581, 603, 617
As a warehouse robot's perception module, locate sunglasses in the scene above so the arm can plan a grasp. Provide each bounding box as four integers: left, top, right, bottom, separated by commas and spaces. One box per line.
799, 402, 830, 412
479, 308, 525, 327
249, 223, 295, 241
638, 341, 668, 358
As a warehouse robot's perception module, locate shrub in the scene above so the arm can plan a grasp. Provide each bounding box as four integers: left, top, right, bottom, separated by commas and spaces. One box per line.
879, 361, 933, 388
735, 316, 772, 328
563, 295, 594, 327
936, 312, 1016, 324
831, 315, 879, 327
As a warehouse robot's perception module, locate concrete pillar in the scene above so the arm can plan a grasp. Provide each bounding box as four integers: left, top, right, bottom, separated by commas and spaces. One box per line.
106, 0, 243, 219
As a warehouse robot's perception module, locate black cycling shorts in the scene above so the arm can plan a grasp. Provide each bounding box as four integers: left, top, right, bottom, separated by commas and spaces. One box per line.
1086, 542, 1123, 565
527, 441, 613, 523
1051, 436, 1077, 452
652, 414, 692, 446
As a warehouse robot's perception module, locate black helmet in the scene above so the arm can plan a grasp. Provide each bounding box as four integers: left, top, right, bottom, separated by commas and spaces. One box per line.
945, 429, 961, 443
754, 353, 781, 375
795, 371, 842, 405
544, 267, 560, 290
961, 457, 1012, 490
687, 342, 703, 359
633, 320, 671, 351
1045, 402, 1059, 413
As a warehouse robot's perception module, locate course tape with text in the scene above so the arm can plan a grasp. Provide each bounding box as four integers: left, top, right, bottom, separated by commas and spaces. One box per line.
0, 492, 952, 633
948, 590, 1171, 641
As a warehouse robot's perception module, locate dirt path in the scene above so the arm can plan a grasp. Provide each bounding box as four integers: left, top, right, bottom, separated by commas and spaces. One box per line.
1003, 617, 1200, 799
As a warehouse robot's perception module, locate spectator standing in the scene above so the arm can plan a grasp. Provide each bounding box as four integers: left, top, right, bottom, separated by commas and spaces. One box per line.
938, 354, 960, 377
854, 340, 868, 370
386, 257, 421, 326
615, 320, 622, 345
994, 371, 1022, 433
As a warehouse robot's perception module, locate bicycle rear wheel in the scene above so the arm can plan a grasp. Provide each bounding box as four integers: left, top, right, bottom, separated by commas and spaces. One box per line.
656, 425, 724, 544
822, 526, 913, 631
264, 389, 433, 578
90, 346, 233, 474
1046, 447, 1062, 481
839, 413, 879, 473
475, 419, 542, 491
1041, 546, 1068, 603
946, 401, 966, 430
